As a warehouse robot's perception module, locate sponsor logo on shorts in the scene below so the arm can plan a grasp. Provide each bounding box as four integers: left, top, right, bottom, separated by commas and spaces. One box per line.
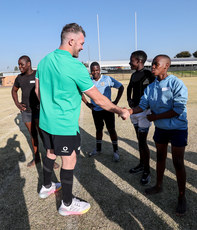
61, 146, 69, 153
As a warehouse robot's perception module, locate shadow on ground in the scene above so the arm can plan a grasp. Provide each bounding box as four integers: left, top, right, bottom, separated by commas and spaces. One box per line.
0, 134, 30, 229
14, 113, 59, 192
75, 127, 197, 230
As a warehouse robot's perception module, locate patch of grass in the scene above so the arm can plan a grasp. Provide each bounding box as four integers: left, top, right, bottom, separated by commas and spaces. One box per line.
168, 71, 197, 78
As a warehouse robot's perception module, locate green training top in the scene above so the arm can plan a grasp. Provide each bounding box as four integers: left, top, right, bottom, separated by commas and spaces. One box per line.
36, 49, 94, 135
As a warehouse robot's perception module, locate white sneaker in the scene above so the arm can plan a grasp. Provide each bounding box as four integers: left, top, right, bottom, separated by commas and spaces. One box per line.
58, 198, 91, 216
88, 149, 101, 157
39, 182, 61, 199
113, 151, 120, 162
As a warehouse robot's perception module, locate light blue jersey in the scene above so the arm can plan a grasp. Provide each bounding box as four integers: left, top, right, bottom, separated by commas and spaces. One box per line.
91, 75, 122, 111
139, 75, 188, 130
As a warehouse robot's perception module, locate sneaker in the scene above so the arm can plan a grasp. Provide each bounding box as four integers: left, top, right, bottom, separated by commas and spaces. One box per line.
89, 149, 101, 157
39, 182, 61, 199
58, 197, 91, 216
113, 151, 120, 162
129, 164, 144, 174
140, 171, 151, 185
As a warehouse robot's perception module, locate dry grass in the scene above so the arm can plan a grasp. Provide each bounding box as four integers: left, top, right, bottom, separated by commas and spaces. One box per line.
0, 78, 197, 230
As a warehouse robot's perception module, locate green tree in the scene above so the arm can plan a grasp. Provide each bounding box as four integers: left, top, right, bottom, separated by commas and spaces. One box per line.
175, 51, 191, 58
14, 66, 19, 71
193, 51, 197, 58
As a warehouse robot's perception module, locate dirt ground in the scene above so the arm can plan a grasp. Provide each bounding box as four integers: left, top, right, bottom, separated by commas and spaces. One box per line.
0, 78, 197, 230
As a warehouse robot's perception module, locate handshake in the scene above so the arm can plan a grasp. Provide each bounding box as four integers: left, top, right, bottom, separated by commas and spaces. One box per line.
119, 107, 133, 120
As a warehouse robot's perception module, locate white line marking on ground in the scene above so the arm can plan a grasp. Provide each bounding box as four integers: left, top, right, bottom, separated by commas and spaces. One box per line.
95, 159, 180, 230
119, 140, 197, 194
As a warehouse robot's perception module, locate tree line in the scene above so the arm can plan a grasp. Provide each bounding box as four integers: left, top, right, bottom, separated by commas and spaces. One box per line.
175, 51, 197, 58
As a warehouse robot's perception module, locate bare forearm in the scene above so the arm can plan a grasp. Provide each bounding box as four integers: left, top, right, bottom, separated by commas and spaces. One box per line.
12, 91, 19, 106
129, 106, 143, 115
35, 78, 40, 101
96, 95, 123, 115
11, 87, 26, 111
113, 85, 124, 105
147, 109, 179, 121
85, 86, 122, 115
11, 87, 20, 107
155, 110, 178, 120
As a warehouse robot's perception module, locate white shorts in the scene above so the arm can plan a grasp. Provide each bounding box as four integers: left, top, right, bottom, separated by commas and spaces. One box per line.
130, 109, 151, 130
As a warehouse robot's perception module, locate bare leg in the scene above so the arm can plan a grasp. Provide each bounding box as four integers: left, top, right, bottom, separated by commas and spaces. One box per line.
145, 143, 168, 194
172, 146, 186, 215
35, 119, 59, 169
25, 121, 40, 167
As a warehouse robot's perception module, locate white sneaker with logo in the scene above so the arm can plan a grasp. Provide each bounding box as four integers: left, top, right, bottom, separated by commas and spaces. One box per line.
39, 182, 61, 199
58, 198, 91, 216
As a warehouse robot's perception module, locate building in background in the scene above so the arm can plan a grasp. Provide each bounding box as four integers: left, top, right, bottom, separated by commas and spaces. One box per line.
0, 59, 197, 87
0, 67, 37, 86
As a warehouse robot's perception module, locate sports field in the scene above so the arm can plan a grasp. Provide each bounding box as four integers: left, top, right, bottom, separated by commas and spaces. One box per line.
0, 77, 197, 230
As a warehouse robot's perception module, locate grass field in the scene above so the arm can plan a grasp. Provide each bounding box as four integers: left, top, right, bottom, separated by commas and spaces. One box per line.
168, 71, 197, 78
0, 78, 197, 230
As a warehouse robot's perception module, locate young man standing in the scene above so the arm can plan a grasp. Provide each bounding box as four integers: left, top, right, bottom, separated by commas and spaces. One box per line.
12, 56, 42, 167
83, 62, 124, 162
12, 56, 59, 169
127, 51, 155, 185
35, 23, 129, 216
129, 55, 188, 216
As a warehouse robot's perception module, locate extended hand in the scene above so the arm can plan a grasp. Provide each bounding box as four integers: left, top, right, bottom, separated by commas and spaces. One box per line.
17, 103, 26, 111
120, 108, 130, 120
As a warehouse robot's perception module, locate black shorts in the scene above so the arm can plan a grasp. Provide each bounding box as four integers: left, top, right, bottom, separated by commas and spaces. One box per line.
21, 110, 39, 123
92, 109, 115, 132
153, 127, 188, 147
41, 129, 81, 156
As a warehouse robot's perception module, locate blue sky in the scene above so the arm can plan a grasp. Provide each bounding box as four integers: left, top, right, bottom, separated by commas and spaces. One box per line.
0, 0, 197, 71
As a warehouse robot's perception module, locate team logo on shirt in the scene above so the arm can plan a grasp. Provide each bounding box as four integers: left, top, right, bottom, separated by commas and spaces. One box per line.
100, 82, 105, 86
162, 87, 170, 91
61, 146, 69, 153
143, 79, 150, 85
